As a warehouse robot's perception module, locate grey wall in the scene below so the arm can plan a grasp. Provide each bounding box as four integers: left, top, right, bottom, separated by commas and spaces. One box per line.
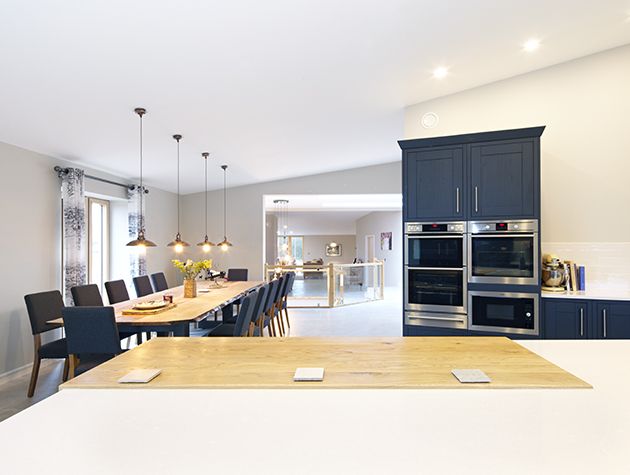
180, 161, 402, 279
355, 211, 403, 288
303, 235, 356, 264
0, 141, 178, 376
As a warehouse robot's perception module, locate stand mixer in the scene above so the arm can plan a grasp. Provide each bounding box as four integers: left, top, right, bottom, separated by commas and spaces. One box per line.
542, 254, 566, 292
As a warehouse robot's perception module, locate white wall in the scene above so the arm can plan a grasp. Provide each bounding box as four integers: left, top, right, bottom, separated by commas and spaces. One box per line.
0, 141, 178, 376
181, 161, 401, 278
264, 213, 278, 267
404, 43, 630, 244
355, 211, 403, 288
303, 235, 356, 265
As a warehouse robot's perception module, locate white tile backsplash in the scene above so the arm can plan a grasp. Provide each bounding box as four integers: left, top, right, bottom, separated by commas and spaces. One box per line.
542, 242, 630, 292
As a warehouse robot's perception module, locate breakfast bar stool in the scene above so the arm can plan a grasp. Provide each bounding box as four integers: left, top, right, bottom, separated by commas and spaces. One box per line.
24, 290, 69, 397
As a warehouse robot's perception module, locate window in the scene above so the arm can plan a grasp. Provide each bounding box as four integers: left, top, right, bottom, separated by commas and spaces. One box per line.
277, 235, 303, 264
88, 198, 110, 293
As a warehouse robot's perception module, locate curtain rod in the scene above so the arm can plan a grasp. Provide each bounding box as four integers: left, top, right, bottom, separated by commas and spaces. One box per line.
53, 166, 149, 193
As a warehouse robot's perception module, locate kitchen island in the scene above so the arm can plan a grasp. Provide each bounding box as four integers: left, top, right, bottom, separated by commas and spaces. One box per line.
1, 340, 629, 474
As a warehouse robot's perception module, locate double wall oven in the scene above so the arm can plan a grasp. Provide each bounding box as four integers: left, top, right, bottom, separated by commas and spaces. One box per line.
404, 222, 467, 330
404, 219, 541, 335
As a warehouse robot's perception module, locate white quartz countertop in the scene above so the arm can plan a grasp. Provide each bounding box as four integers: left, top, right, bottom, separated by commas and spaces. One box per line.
2, 340, 630, 474
542, 286, 630, 301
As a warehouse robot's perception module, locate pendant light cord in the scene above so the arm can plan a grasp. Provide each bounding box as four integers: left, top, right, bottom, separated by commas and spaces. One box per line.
223, 166, 227, 238
139, 113, 144, 233
204, 155, 208, 237
176, 138, 180, 235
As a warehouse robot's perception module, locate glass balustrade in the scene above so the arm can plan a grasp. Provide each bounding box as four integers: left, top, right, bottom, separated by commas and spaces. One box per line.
265, 261, 384, 308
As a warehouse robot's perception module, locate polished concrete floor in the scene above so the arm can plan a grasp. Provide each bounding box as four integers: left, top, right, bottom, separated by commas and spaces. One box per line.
0, 287, 402, 422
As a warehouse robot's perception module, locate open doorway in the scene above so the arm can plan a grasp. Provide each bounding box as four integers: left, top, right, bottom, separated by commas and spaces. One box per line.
263, 194, 402, 310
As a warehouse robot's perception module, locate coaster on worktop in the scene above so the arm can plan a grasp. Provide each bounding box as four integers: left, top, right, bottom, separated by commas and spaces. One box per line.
118, 369, 162, 384
451, 369, 491, 384
294, 367, 325, 382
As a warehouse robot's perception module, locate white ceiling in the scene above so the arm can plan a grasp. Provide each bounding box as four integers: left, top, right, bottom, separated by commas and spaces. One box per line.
1, 1, 630, 193
270, 211, 368, 236
264, 194, 402, 212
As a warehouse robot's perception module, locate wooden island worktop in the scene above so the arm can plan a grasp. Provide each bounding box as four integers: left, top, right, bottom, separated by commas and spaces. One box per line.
61, 336, 590, 390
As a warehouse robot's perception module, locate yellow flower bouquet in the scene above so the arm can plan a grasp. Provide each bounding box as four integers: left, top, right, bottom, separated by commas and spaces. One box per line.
172, 259, 213, 280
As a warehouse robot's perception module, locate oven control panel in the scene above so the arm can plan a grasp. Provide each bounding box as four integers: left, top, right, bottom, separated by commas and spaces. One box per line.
406, 222, 466, 234
469, 220, 538, 234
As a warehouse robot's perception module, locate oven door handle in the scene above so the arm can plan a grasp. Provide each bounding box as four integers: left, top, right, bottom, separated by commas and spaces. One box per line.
406, 267, 465, 271
405, 235, 465, 239
470, 233, 536, 238
407, 315, 467, 323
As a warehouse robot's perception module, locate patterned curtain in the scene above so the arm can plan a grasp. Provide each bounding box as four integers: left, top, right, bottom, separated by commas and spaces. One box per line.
128, 185, 147, 277
60, 168, 87, 304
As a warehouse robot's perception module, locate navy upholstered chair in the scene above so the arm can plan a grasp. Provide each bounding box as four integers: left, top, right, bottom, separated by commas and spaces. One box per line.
273, 275, 291, 336
227, 268, 248, 281
62, 306, 123, 378
259, 279, 279, 336
71, 284, 103, 307
24, 290, 69, 397
105, 280, 130, 304
280, 272, 295, 332
133, 275, 154, 298
150, 272, 169, 292
207, 291, 257, 337
250, 284, 270, 336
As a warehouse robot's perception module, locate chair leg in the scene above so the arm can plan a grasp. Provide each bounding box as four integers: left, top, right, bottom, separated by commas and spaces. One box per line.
68, 355, 77, 380
62, 357, 70, 382
27, 356, 41, 398
278, 309, 285, 336
284, 307, 291, 329
137, 333, 143, 346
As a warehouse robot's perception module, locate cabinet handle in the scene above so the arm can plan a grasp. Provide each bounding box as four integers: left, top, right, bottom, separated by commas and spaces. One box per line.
474, 186, 479, 213
456, 187, 460, 213
603, 309, 607, 338
579, 308, 584, 337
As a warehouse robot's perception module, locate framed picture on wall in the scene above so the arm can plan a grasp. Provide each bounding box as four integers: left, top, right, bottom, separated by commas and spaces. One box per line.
380, 232, 392, 251
326, 242, 342, 257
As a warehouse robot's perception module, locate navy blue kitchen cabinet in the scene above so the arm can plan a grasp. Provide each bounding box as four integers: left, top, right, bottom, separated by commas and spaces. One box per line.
404, 146, 464, 221
469, 140, 537, 219
593, 302, 630, 339
399, 126, 544, 221
543, 299, 590, 339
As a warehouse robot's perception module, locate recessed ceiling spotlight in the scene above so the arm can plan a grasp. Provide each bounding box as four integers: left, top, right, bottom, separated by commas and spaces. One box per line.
523, 38, 541, 52
432, 66, 449, 79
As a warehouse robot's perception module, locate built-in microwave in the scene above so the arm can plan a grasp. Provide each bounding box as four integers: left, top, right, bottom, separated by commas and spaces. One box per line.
468, 220, 538, 285
468, 290, 539, 336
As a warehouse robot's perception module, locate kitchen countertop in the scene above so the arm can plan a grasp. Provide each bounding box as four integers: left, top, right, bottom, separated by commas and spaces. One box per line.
542, 286, 630, 301
1, 340, 630, 474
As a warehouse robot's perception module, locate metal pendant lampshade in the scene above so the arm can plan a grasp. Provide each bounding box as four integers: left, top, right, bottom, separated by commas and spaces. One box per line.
197, 152, 215, 252
127, 107, 157, 248
217, 164, 233, 251
167, 134, 190, 253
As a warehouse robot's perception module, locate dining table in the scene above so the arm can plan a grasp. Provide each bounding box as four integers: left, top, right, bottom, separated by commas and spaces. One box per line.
48, 280, 264, 336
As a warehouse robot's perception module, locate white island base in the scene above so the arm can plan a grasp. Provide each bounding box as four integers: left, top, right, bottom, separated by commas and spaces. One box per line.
1, 340, 629, 474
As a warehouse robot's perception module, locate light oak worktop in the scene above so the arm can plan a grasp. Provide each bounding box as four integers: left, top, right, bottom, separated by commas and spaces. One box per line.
61, 336, 590, 390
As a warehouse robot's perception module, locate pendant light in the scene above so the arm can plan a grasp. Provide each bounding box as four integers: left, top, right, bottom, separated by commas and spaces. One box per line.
197, 152, 215, 252
217, 164, 233, 251
127, 107, 157, 248
167, 134, 190, 253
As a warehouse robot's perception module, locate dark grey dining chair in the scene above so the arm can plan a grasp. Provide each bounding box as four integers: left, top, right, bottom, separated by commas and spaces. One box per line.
279, 272, 295, 332
105, 279, 130, 304
24, 290, 69, 397
71, 284, 103, 306
227, 268, 248, 281
62, 306, 123, 378
150, 272, 169, 292
206, 291, 257, 337
260, 279, 279, 336
250, 284, 270, 337
133, 275, 154, 297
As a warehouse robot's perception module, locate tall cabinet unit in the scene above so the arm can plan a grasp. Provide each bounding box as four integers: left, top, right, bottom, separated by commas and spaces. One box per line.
400, 126, 545, 338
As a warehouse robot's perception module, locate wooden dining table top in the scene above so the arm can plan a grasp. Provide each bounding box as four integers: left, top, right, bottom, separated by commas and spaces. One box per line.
48, 280, 263, 326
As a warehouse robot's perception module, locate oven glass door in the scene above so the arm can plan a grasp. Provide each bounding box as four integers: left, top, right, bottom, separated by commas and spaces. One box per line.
406, 268, 465, 312
470, 234, 535, 281
469, 293, 538, 335
406, 236, 463, 268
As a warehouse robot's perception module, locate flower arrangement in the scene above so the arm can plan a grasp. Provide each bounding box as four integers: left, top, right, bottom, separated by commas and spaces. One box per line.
172, 259, 213, 280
